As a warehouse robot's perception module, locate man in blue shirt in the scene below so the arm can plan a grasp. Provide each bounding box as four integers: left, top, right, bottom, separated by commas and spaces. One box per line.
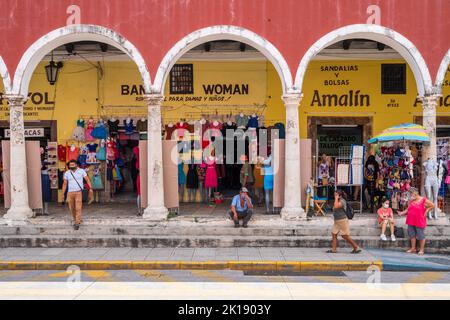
229, 187, 253, 228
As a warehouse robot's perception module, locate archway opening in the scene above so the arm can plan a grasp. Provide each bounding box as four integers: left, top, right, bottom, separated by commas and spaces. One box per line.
9, 37, 151, 218
159, 39, 286, 216
299, 36, 430, 216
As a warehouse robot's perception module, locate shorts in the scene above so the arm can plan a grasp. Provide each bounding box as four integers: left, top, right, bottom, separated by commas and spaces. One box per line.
332, 218, 350, 236
407, 225, 425, 240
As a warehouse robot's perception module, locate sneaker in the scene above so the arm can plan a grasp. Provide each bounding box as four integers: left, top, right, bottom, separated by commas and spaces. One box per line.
74, 224, 80, 231
391, 234, 396, 242
380, 234, 387, 241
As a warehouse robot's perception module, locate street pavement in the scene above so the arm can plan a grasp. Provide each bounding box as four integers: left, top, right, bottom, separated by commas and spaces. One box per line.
0, 247, 449, 299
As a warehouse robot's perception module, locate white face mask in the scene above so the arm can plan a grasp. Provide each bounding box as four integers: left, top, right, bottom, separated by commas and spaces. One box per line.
383, 203, 389, 209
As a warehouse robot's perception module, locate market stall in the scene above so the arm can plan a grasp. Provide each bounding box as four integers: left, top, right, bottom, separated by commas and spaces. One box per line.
368, 123, 435, 217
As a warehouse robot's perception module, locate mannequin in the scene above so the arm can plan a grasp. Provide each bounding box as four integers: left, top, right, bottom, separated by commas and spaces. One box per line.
262, 153, 274, 214
178, 159, 186, 202
186, 153, 199, 202
41, 165, 51, 215
423, 158, 439, 219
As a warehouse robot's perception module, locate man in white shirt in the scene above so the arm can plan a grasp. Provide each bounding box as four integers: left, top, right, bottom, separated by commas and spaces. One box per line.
62, 160, 93, 230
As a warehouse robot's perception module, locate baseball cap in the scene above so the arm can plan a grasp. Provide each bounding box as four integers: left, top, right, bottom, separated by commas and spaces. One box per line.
240, 187, 249, 193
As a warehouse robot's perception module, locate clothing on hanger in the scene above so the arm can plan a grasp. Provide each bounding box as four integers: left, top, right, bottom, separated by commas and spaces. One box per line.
91, 120, 108, 139
85, 119, 95, 141
124, 119, 135, 135
108, 119, 120, 135
136, 119, 148, 133
71, 119, 86, 141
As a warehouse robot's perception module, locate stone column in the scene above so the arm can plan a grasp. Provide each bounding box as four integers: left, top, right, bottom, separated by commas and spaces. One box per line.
421, 94, 439, 161
280, 93, 306, 219
142, 94, 168, 220
3, 95, 33, 222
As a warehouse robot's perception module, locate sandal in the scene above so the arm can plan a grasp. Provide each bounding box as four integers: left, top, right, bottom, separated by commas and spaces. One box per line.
418, 251, 425, 256
406, 249, 417, 254
326, 250, 337, 253
351, 248, 362, 254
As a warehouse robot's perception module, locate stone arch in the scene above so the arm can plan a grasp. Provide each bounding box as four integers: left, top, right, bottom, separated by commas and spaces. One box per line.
435, 48, 450, 94
153, 25, 293, 94
12, 24, 151, 96
294, 24, 433, 96
0, 56, 12, 93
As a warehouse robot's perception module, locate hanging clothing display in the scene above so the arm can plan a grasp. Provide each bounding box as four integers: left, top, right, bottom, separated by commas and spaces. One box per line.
136, 119, 147, 133
247, 115, 259, 128
41, 168, 51, 202
86, 143, 98, 164
186, 164, 199, 189
91, 120, 108, 139
108, 119, 120, 135
235, 114, 248, 128
57, 144, 67, 162
204, 157, 218, 188
77, 146, 88, 167
274, 122, 286, 139
85, 119, 95, 141
165, 124, 176, 140
175, 122, 190, 139
90, 167, 104, 190
124, 119, 135, 135
178, 163, 186, 185
96, 140, 107, 161
106, 140, 117, 161
71, 119, 86, 141
67, 145, 79, 162
262, 155, 274, 191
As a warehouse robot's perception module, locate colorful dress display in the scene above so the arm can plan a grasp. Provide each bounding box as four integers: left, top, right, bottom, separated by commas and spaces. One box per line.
71, 119, 85, 141
91, 167, 104, 190
204, 157, 218, 188
178, 163, 186, 185
91, 120, 108, 139
85, 119, 95, 141
96, 139, 107, 161
86, 143, 98, 164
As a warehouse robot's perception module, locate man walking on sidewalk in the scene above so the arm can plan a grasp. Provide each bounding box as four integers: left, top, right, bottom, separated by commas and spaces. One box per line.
62, 159, 93, 230
229, 187, 253, 228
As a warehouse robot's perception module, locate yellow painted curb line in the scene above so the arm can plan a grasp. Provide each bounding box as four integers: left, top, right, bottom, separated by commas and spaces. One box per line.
0, 260, 383, 272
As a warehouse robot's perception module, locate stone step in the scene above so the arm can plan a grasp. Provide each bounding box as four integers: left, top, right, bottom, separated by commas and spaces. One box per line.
0, 235, 448, 253
1, 225, 449, 237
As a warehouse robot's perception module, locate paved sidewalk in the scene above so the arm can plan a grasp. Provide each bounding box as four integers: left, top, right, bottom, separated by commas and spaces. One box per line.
0, 247, 449, 271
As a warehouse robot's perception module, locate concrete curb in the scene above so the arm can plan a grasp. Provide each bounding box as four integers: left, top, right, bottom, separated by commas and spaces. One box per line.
0, 260, 384, 272
2, 260, 448, 272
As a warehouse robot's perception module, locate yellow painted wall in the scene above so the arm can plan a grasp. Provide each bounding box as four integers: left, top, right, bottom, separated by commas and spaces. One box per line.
0, 59, 449, 145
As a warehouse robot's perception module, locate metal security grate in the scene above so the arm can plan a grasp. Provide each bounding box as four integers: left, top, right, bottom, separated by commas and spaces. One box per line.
170, 64, 194, 94
381, 63, 406, 94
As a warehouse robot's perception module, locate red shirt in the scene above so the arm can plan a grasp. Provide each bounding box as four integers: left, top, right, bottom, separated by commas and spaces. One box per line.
377, 207, 393, 224
406, 197, 427, 228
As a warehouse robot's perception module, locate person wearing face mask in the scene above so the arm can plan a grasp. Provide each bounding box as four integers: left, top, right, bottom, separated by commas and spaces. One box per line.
62, 159, 93, 230
377, 198, 396, 242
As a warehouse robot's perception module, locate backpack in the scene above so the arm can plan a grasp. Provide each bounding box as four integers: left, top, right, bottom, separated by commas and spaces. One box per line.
345, 201, 355, 220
